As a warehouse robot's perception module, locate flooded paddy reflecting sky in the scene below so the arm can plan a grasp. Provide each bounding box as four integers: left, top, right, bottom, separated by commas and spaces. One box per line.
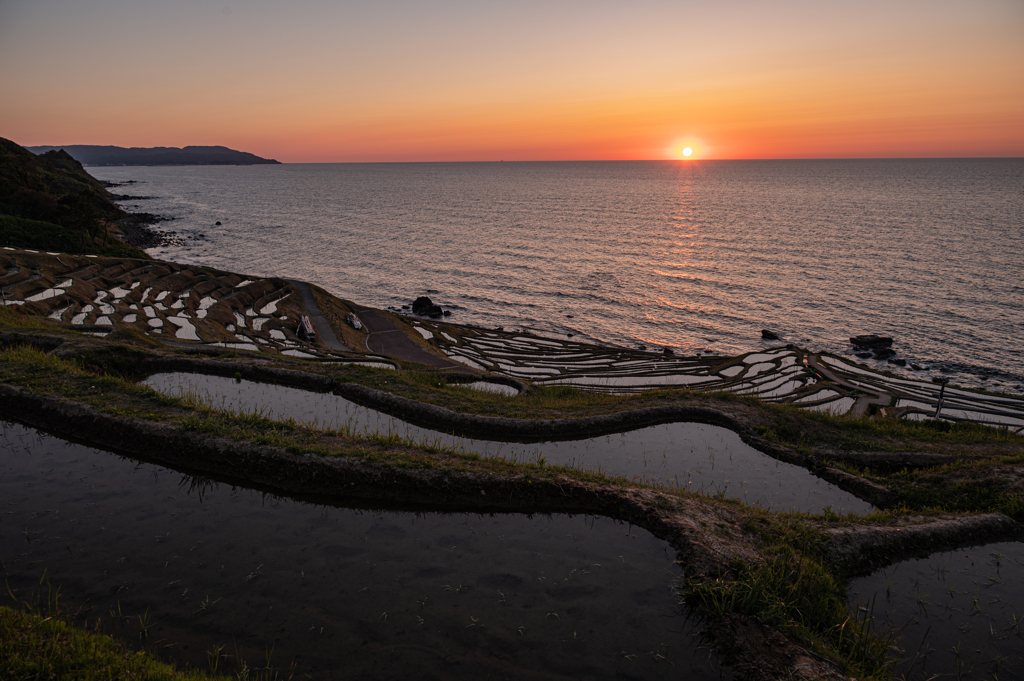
143, 372, 874, 515
1, 420, 730, 680
848, 541, 1024, 680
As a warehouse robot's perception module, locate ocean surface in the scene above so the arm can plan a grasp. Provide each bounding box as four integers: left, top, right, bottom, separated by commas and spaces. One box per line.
92, 160, 1024, 393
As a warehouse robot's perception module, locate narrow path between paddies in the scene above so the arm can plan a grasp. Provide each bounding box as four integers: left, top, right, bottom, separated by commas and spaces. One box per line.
807, 352, 890, 418
288, 278, 346, 350
353, 304, 467, 370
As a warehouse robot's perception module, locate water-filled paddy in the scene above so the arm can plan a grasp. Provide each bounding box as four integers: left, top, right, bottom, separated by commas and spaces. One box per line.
847, 541, 1024, 680
0, 420, 730, 680
142, 372, 873, 514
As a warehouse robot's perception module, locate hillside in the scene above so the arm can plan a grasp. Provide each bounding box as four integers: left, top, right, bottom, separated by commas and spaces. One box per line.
25, 144, 281, 166
0, 137, 147, 258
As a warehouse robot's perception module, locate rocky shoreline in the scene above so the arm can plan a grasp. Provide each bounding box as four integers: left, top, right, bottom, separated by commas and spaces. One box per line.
115, 212, 200, 250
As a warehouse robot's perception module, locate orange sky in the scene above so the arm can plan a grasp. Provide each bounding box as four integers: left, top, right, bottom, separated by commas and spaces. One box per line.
1, 0, 1022, 162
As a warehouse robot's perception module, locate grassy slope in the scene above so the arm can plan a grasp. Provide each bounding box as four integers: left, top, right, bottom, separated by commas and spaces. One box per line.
1, 590, 224, 681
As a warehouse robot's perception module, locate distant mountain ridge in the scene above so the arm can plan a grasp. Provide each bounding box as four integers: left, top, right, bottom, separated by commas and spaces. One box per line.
24, 145, 281, 166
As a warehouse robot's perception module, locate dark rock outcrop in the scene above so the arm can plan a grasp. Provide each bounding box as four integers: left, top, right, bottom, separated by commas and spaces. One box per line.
850, 334, 893, 348
760, 329, 779, 340
412, 296, 443, 318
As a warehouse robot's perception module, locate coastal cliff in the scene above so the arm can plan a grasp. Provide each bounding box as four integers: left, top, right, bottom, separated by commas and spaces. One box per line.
0, 136, 147, 257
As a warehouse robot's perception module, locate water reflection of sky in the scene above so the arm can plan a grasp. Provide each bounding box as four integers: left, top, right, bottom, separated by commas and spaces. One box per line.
0, 420, 731, 680
143, 372, 874, 515
848, 541, 1024, 680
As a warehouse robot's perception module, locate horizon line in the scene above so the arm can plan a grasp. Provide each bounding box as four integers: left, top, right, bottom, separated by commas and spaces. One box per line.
275, 156, 1024, 163
76, 156, 1024, 166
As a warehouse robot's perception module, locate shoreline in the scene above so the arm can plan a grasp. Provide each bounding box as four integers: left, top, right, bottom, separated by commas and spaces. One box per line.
90, 160, 1024, 395
115, 211, 197, 250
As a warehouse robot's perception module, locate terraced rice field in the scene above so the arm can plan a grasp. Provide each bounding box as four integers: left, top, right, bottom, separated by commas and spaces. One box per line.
1, 251, 395, 367
409, 319, 1024, 428
847, 541, 1024, 680
143, 372, 874, 514
1, 419, 728, 680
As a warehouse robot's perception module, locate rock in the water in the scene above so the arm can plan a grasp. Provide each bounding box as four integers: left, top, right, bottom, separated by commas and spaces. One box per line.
888, 358, 907, 367
872, 348, 896, 360
851, 334, 893, 348
855, 352, 873, 359
412, 296, 443, 317
761, 329, 779, 340
662, 347, 674, 356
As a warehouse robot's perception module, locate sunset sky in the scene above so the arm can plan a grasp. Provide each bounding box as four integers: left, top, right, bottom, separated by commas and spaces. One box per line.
1, 0, 1022, 162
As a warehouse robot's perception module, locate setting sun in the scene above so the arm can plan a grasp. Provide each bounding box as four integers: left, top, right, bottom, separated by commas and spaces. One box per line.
669, 139, 704, 160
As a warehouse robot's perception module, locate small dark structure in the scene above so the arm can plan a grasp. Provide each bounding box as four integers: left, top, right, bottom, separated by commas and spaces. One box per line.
933, 377, 950, 418
297, 315, 316, 342
761, 329, 779, 340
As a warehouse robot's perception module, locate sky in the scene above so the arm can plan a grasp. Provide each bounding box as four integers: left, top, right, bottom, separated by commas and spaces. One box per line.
1, 0, 1022, 162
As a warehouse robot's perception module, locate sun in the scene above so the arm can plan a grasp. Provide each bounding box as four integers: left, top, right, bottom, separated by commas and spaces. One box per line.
668, 139, 703, 160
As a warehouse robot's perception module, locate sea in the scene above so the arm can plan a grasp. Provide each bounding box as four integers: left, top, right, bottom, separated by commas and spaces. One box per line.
90, 159, 1024, 394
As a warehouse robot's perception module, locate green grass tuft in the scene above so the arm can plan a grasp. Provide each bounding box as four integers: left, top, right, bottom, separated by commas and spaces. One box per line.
1, 580, 226, 681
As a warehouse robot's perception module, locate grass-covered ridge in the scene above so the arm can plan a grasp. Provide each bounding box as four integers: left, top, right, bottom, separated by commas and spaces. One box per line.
689, 514, 896, 679
0, 136, 149, 257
